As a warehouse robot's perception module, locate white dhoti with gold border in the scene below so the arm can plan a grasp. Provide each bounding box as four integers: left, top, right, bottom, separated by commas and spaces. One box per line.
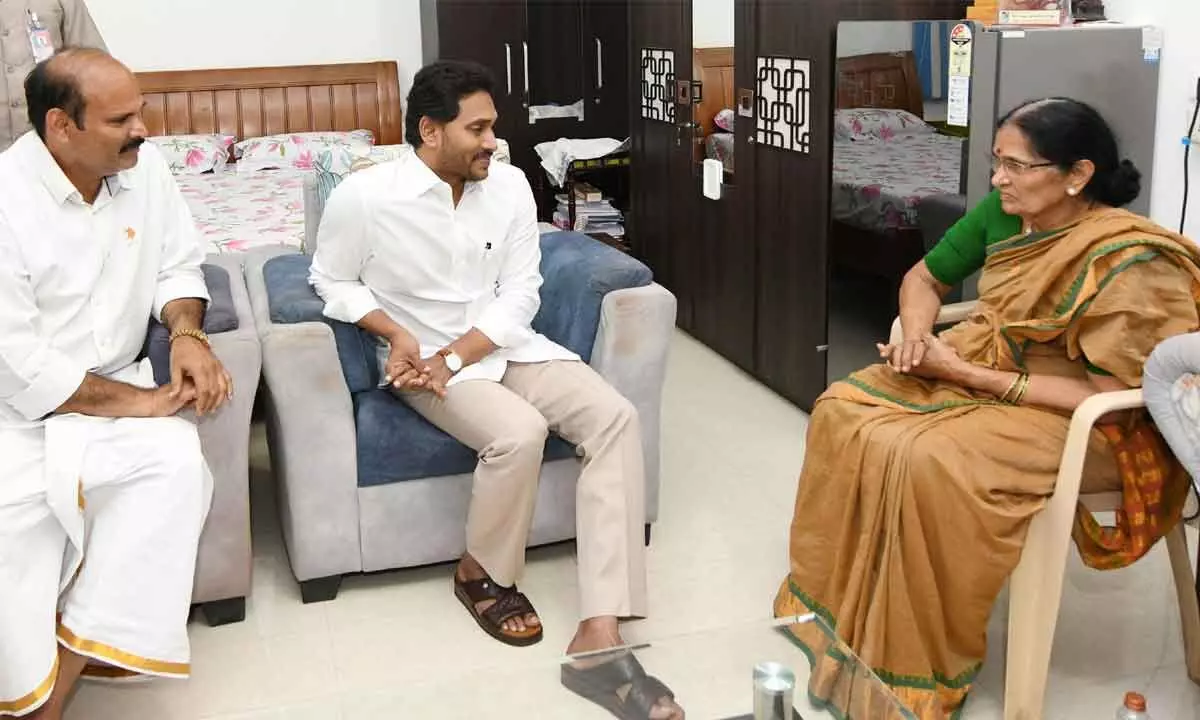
0, 411, 212, 717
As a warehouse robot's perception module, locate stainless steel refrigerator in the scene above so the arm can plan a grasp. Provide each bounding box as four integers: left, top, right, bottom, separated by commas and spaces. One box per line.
958, 23, 1161, 297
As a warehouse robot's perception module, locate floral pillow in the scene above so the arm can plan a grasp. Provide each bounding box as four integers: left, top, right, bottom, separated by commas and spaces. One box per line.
714, 108, 735, 132
318, 138, 514, 176
234, 130, 375, 174
149, 134, 234, 175
341, 144, 412, 174
834, 108, 933, 142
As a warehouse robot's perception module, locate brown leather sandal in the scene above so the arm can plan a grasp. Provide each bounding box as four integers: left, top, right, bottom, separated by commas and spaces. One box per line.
453, 573, 544, 647
561, 651, 681, 719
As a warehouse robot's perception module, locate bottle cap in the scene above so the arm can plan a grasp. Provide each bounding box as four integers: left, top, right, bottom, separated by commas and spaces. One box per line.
1124, 692, 1147, 711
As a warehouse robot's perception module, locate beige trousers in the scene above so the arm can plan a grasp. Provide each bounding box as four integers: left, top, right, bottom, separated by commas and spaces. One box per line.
401, 360, 648, 621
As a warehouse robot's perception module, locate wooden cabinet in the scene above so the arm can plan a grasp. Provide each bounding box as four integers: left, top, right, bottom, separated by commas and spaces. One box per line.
420, 0, 630, 216
629, 0, 967, 411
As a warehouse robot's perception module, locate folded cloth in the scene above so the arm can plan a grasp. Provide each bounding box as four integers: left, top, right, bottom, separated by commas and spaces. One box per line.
535, 137, 629, 186
528, 99, 585, 123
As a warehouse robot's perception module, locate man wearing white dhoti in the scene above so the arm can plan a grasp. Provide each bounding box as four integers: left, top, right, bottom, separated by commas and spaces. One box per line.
0, 49, 232, 719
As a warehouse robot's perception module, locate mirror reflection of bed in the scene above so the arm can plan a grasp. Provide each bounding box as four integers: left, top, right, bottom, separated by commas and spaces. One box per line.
827, 20, 969, 383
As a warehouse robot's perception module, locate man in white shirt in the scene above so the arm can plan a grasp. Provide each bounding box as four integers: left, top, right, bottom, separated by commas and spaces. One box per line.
311, 61, 680, 718
0, 49, 230, 719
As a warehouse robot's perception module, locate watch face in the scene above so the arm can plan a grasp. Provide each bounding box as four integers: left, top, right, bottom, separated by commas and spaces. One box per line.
446, 353, 463, 372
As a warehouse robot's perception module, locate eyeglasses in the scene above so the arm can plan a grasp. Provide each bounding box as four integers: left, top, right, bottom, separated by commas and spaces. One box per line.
991, 155, 1056, 176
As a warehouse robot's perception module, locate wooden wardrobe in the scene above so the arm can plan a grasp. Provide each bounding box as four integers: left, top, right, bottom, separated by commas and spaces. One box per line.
630, 0, 967, 411
419, 0, 630, 214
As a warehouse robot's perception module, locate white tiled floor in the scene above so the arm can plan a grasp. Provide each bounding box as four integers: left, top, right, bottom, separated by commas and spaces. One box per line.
67, 332, 1200, 719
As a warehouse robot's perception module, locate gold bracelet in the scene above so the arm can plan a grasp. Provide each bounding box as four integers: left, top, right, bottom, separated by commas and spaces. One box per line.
169, 327, 210, 347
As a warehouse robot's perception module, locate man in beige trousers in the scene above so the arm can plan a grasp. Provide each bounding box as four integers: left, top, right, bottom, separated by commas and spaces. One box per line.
310, 60, 682, 719
0, 1, 106, 149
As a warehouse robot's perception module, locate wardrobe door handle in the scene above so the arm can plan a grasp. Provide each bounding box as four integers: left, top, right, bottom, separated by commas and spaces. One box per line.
522, 41, 530, 100
595, 37, 603, 90
504, 43, 512, 95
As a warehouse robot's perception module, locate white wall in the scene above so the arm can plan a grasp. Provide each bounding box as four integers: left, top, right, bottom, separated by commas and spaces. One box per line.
1101, 2, 1200, 239
693, 0, 734, 48
85, 0, 424, 98
836, 21, 912, 58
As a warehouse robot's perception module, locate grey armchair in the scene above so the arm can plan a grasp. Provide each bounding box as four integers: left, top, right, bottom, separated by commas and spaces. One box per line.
243, 232, 676, 602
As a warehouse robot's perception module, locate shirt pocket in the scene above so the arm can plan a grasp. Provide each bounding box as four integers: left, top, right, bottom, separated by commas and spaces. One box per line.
479, 237, 503, 299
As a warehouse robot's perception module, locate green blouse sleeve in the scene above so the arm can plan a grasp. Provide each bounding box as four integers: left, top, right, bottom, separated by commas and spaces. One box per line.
922, 190, 1006, 287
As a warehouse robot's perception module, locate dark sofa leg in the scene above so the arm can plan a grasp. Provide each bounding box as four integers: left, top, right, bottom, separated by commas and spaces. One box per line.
201, 597, 247, 627
644, 523, 653, 547
299, 575, 343, 604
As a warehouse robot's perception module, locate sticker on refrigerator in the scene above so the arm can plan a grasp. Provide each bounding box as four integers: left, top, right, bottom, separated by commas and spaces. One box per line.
1142, 26, 1163, 64
947, 24, 973, 128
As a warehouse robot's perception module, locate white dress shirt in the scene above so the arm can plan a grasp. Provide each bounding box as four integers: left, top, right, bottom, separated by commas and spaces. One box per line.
309, 151, 577, 387
0, 132, 210, 428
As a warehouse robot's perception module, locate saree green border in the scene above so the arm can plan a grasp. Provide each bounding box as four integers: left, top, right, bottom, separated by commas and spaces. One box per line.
1052, 241, 1177, 316
781, 613, 968, 720
997, 248, 1164, 368
780, 624, 925, 720
842, 376, 1001, 414
785, 581, 984, 693
985, 226, 1065, 256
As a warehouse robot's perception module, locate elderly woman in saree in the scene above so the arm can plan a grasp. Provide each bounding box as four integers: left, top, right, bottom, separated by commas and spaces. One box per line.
774, 97, 1200, 719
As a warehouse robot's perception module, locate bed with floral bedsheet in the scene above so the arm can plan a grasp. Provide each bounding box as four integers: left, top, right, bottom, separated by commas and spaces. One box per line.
176, 169, 307, 255
157, 130, 377, 255
831, 132, 964, 233
703, 108, 965, 235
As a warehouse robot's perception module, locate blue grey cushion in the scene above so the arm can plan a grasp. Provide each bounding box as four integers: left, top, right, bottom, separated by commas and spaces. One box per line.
354, 389, 577, 486
534, 231, 653, 361
265, 232, 654, 486
263, 253, 379, 393
145, 264, 240, 386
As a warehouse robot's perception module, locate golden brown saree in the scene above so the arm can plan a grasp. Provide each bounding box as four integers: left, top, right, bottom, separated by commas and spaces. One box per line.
774, 208, 1200, 719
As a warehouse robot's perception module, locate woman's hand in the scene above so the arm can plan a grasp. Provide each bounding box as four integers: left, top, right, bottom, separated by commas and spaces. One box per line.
876, 337, 927, 373
910, 334, 970, 381
878, 334, 968, 382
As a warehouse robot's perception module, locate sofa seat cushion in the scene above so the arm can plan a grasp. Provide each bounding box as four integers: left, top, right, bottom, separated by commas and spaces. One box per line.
353, 388, 577, 486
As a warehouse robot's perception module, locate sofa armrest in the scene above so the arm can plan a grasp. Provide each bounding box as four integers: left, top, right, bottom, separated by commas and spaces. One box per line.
244, 250, 363, 581
191, 253, 261, 604
587, 283, 677, 521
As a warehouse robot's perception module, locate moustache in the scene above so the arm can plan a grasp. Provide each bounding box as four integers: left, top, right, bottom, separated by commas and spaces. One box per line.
121, 137, 146, 153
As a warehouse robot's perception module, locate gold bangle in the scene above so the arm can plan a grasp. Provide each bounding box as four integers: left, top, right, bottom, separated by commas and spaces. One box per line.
169, 327, 210, 347
1012, 373, 1032, 405
1000, 373, 1022, 403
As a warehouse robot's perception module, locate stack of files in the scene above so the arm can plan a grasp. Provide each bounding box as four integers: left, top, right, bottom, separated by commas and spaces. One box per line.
552, 194, 625, 237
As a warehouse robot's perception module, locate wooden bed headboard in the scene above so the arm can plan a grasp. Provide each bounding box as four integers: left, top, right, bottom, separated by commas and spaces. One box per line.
835, 52, 924, 117
693, 47, 735, 138
135, 61, 404, 145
